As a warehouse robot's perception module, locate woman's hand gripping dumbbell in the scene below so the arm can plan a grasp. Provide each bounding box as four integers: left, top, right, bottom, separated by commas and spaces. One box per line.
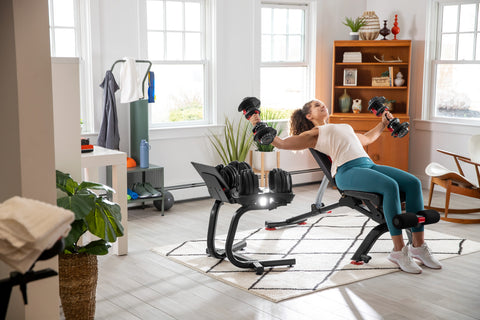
238, 97, 277, 145
368, 96, 409, 138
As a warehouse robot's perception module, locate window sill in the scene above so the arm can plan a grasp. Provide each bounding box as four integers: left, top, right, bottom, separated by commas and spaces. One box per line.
413, 119, 480, 135
149, 124, 225, 141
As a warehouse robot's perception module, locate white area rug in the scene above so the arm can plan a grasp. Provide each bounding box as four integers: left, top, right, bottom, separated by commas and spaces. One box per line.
152, 212, 480, 302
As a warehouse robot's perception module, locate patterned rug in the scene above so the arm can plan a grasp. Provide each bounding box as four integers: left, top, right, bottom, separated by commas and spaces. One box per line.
152, 212, 480, 302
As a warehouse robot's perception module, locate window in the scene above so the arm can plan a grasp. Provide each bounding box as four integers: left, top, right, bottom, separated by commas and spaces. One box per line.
48, 0, 94, 133
49, 0, 77, 57
144, 0, 209, 127
426, 1, 480, 121
260, 2, 313, 117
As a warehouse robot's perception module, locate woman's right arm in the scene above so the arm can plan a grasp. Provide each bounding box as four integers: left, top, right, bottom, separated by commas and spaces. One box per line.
272, 127, 318, 150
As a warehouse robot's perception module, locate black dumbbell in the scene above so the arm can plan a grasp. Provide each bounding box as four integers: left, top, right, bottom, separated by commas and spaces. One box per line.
238, 97, 277, 145
392, 209, 440, 229
368, 96, 409, 138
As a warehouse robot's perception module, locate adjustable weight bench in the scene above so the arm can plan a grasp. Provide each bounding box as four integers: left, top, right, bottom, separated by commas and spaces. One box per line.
266, 148, 413, 264
192, 161, 296, 275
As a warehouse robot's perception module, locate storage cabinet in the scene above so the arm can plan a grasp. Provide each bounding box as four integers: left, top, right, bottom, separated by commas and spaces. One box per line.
329, 40, 411, 171
127, 164, 165, 215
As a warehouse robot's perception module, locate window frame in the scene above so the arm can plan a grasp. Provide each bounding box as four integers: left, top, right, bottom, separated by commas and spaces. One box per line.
139, 0, 212, 128
48, 0, 95, 134
259, 1, 315, 116
424, 0, 480, 124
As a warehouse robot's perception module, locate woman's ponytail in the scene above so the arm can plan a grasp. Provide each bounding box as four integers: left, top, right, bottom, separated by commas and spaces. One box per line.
289, 101, 315, 135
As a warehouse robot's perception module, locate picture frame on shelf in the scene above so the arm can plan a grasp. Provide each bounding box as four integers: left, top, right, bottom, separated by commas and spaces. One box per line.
343, 68, 357, 86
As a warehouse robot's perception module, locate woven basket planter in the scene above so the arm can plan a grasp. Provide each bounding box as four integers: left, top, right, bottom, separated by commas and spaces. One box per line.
59, 253, 98, 320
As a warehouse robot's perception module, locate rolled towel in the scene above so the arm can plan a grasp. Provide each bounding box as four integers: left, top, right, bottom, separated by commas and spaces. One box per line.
0, 196, 74, 273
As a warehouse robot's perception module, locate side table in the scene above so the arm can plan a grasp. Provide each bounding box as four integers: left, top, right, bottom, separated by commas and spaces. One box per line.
81, 146, 128, 255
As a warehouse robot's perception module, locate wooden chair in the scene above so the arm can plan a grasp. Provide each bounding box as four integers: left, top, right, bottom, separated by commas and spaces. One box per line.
425, 135, 480, 224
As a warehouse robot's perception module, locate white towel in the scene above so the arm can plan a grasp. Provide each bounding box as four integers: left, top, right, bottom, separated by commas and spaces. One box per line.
119, 57, 143, 103
0, 196, 74, 273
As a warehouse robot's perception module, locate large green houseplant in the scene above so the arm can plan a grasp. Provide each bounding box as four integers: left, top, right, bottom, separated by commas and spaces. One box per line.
56, 170, 124, 320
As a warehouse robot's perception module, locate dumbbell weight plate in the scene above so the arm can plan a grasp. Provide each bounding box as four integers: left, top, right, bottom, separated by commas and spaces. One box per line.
255, 126, 277, 145
238, 97, 261, 119
392, 212, 419, 229
416, 209, 440, 224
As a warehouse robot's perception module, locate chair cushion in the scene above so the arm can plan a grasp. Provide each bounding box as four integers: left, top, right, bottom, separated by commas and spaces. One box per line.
425, 162, 477, 188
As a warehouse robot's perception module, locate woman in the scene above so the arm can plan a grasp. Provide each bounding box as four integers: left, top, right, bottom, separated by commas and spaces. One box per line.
250, 99, 441, 274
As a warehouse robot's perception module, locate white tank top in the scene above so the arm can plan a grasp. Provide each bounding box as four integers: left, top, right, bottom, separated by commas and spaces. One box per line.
314, 123, 369, 176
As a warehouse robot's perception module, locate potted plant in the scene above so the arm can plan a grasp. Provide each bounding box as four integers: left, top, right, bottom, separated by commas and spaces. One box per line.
208, 116, 253, 164
251, 108, 285, 171
56, 170, 124, 320
342, 16, 367, 40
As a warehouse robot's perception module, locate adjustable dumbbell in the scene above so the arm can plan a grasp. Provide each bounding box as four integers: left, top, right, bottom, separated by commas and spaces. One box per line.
368, 96, 409, 138
238, 97, 277, 145
392, 209, 440, 229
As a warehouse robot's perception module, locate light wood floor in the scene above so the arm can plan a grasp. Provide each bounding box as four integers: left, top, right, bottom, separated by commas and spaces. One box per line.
95, 183, 480, 320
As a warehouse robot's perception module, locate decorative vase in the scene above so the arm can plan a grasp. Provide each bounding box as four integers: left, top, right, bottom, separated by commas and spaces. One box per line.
359, 11, 380, 40
252, 150, 278, 172
352, 99, 362, 113
339, 89, 352, 113
391, 14, 400, 40
379, 20, 390, 40
394, 72, 405, 86
59, 253, 98, 320
349, 32, 359, 40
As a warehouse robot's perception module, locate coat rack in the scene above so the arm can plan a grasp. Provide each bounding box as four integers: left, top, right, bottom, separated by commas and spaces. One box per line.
110, 59, 152, 163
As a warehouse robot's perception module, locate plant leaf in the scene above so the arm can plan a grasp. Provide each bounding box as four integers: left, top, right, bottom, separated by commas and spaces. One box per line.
77, 181, 115, 194
85, 199, 124, 242
56, 170, 78, 196
78, 239, 111, 255
57, 193, 96, 220
63, 220, 87, 253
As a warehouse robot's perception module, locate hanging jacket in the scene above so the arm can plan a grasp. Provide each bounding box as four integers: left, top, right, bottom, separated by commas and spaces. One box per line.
98, 70, 120, 150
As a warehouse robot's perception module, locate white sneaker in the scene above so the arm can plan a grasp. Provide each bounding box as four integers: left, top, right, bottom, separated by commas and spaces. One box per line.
409, 243, 443, 269
388, 246, 422, 274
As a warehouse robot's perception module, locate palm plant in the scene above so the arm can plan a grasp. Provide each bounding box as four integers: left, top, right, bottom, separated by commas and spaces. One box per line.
208, 116, 253, 164
342, 16, 367, 32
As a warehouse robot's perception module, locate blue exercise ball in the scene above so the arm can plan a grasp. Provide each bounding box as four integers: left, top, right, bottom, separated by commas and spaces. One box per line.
153, 191, 174, 211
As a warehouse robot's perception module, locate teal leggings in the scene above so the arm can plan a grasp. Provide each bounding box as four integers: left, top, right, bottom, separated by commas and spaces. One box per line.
335, 157, 424, 236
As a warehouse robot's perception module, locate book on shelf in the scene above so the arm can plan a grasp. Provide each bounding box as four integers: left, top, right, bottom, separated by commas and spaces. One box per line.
343, 52, 362, 63
388, 66, 394, 86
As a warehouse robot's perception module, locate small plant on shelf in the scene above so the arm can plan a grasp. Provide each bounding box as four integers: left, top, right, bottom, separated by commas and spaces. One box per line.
342, 16, 367, 32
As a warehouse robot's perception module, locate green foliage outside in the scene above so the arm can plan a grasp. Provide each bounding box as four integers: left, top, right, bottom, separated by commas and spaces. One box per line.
168, 93, 204, 122
169, 106, 203, 121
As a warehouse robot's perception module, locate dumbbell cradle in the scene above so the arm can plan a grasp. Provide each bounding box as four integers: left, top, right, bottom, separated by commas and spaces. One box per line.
368, 96, 409, 138
392, 209, 440, 229
238, 97, 277, 145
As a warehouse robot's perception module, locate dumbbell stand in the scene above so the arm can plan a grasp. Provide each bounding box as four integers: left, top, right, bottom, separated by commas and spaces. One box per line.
206, 200, 247, 259
207, 201, 296, 275
193, 161, 296, 275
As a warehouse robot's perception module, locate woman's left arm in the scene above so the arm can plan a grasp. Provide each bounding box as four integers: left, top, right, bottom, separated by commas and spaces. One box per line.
356, 111, 390, 146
